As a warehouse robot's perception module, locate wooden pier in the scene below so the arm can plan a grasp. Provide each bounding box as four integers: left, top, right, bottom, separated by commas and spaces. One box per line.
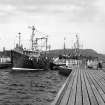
51, 67, 105, 105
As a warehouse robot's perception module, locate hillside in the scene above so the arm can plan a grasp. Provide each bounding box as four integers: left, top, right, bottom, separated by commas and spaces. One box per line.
48, 49, 105, 61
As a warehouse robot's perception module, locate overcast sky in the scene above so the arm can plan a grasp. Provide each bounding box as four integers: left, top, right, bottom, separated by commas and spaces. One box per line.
0, 0, 105, 53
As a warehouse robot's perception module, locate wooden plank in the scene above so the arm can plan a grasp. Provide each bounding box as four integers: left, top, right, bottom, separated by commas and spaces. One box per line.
87, 70, 105, 102
59, 70, 77, 105
88, 70, 105, 87
81, 69, 90, 105
93, 70, 105, 85
51, 70, 76, 105
92, 70, 105, 88
67, 69, 79, 105
75, 69, 82, 105
88, 70, 105, 89
85, 70, 105, 105
83, 70, 98, 105
88, 70, 105, 101
92, 70, 105, 91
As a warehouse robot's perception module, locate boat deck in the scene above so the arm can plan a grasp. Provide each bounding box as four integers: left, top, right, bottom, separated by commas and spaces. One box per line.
51, 67, 105, 105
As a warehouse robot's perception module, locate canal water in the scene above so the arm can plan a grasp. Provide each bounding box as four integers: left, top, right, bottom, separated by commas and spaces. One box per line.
0, 69, 66, 105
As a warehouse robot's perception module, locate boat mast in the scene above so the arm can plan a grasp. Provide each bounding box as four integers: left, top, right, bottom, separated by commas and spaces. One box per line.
36, 36, 48, 51
75, 34, 80, 56
64, 37, 66, 55
32, 26, 35, 51
46, 37, 48, 51
29, 26, 36, 51
29, 26, 48, 51
74, 34, 80, 66
18, 32, 21, 47
76, 34, 80, 50
63, 37, 67, 63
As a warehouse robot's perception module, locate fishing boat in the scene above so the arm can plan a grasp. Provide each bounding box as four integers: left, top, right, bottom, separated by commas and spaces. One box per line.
50, 57, 66, 70
11, 26, 52, 71
58, 66, 72, 76
51, 58, 72, 76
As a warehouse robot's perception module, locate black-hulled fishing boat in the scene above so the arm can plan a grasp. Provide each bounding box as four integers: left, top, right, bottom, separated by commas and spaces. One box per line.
11, 26, 51, 71
11, 49, 51, 70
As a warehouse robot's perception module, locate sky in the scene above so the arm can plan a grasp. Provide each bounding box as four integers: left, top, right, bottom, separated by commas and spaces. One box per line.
0, 0, 105, 53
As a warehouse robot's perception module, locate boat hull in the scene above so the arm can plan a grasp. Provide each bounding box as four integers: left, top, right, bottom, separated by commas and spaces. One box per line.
58, 66, 72, 76
49, 62, 66, 70
11, 50, 51, 70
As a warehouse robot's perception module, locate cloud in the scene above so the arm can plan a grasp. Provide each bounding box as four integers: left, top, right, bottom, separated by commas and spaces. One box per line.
0, 4, 16, 15
0, 0, 104, 24
0, 0, 102, 18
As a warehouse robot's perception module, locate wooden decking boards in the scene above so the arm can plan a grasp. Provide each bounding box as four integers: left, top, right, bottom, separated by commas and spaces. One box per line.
51, 68, 105, 105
